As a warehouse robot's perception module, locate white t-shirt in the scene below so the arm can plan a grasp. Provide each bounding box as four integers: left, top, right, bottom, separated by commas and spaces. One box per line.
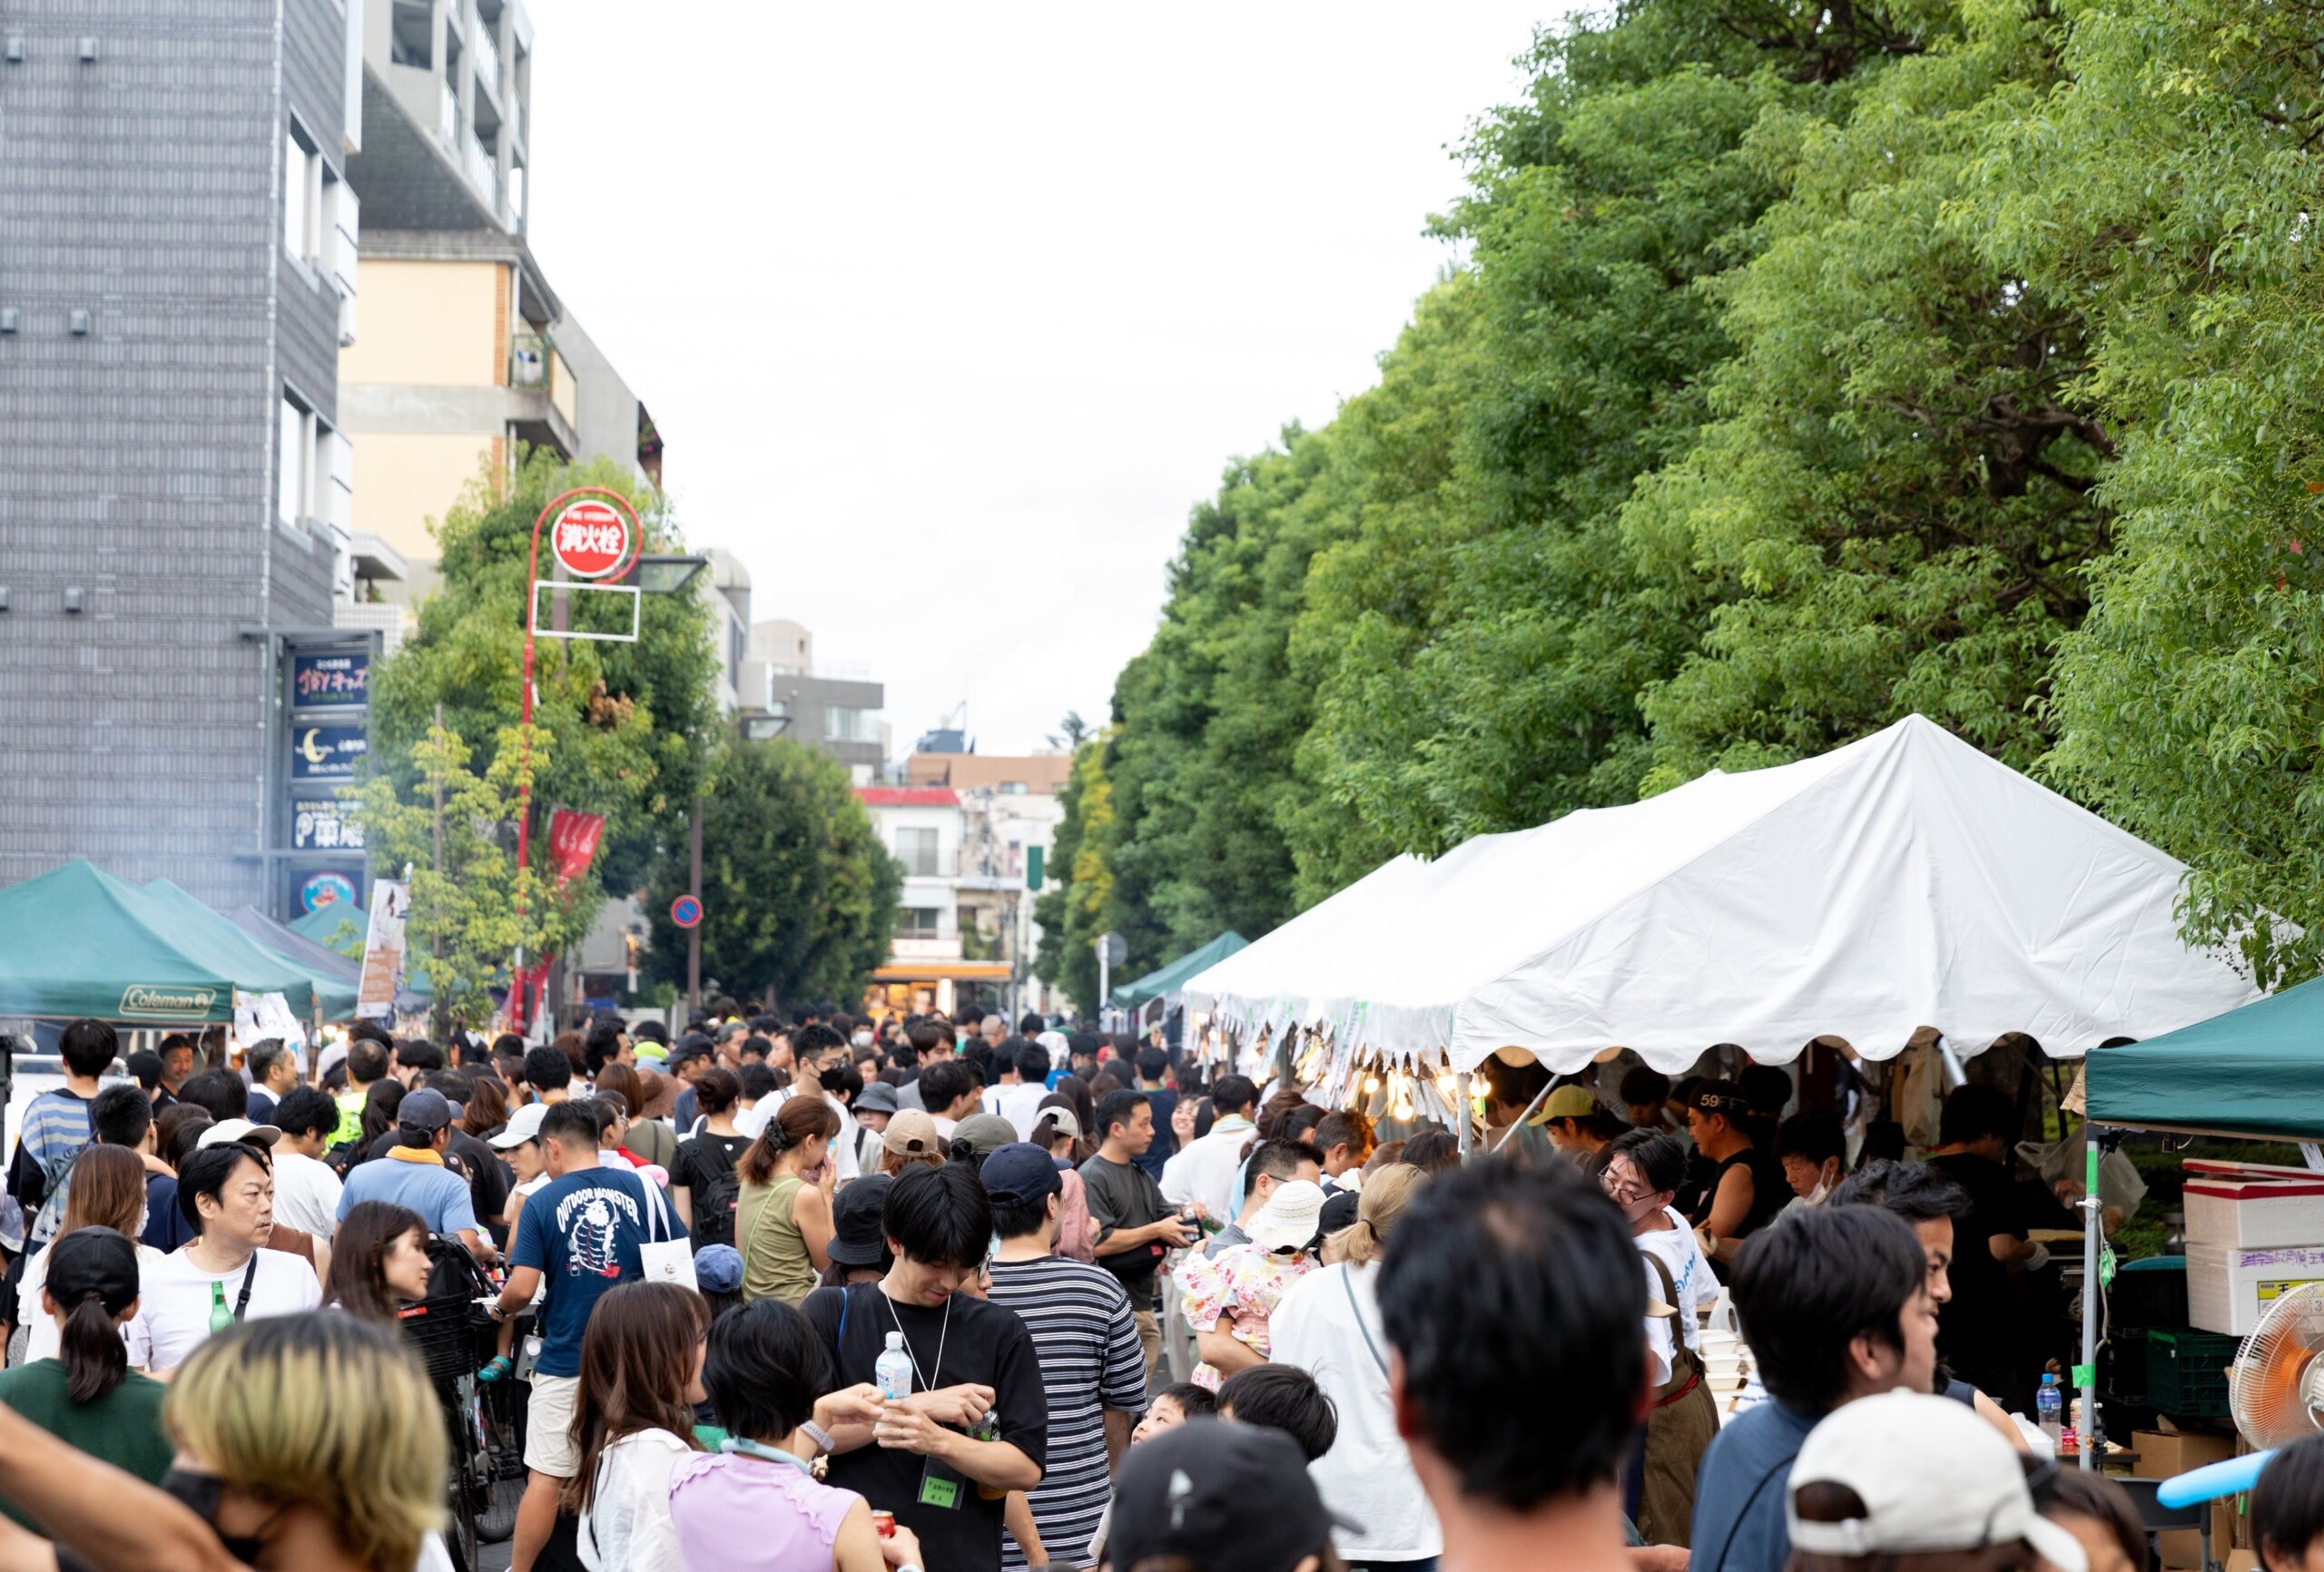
1269, 1261, 1443, 1562
577, 1428, 689, 1572
1160, 1117, 1256, 1221
1634, 1208, 1720, 1354
984, 1081, 1050, 1141
134, 1245, 323, 1371
17, 1239, 166, 1363
270, 1151, 344, 1242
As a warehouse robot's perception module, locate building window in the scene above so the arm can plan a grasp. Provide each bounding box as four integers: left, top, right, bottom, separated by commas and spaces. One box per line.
897, 827, 939, 878
279, 396, 333, 528
826, 705, 877, 743
390, 0, 432, 67
900, 907, 942, 938
283, 128, 320, 267
1000, 781, 1028, 795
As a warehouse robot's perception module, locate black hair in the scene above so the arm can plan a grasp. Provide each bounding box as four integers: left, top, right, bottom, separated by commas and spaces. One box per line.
1134, 1048, 1168, 1082
271, 1086, 338, 1142
177, 1145, 264, 1233
1156, 1381, 1217, 1420
49, 1227, 137, 1403
1729, 1205, 1926, 1414
395, 1039, 443, 1076
1938, 1084, 2018, 1147
794, 1023, 848, 1061
1777, 1114, 1846, 1168
881, 1162, 992, 1270
1018, 1013, 1045, 1036
89, 1084, 153, 1149
2255, 1434, 2324, 1567
1481, 1055, 1552, 1110
1738, 1065, 1793, 1116
990, 1185, 1057, 1243
1067, 1032, 1100, 1063
243, 1040, 291, 1086
1096, 1089, 1147, 1141
1620, 1066, 1671, 1105
583, 1019, 625, 1077
1281, 1104, 1326, 1143
345, 1040, 389, 1086
523, 1045, 573, 1092
702, 1297, 834, 1443
123, 1050, 162, 1092
1210, 1075, 1259, 1116
1216, 1364, 1337, 1462
175, 1070, 248, 1123
537, 1100, 602, 1150
960, 1040, 997, 1088
694, 1066, 741, 1115
1377, 1158, 1642, 1509
58, 1018, 119, 1080
1013, 1041, 1051, 1084
1605, 1127, 1689, 1195
738, 1063, 780, 1103
1827, 1159, 1970, 1221
916, 1058, 979, 1115
1313, 1108, 1374, 1161
1248, 1137, 1324, 1184
1399, 1131, 1462, 1173
348, 1019, 394, 1049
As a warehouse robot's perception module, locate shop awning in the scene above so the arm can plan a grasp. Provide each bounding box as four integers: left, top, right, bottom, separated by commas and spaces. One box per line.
1186, 715, 2260, 1076
1112, 932, 1248, 1008
2085, 975, 2324, 1140
872, 959, 1013, 983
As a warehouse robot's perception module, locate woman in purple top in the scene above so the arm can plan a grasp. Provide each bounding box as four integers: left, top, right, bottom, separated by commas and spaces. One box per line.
669, 1299, 921, 1572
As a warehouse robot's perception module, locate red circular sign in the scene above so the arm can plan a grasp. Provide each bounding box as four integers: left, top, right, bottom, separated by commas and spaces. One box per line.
671, 894, 703, 929
549, 497, 637, 580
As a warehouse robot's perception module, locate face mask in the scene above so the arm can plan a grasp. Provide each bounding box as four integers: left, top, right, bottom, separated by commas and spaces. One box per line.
161, 1469, 270, 1565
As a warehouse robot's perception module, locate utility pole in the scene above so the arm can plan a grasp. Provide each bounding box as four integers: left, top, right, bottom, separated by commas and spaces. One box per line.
686, 794, 704, 1017
430, 702, 447, 1042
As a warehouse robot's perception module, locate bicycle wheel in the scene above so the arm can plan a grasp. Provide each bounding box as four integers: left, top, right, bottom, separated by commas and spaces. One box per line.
473, 1378, 524, 1543
438, 1375, 483, 1572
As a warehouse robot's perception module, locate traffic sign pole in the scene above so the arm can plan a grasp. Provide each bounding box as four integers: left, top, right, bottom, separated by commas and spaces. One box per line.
686, 797, 704, 1018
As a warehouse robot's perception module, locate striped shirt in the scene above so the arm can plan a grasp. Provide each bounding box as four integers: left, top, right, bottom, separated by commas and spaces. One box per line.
986, 1253, 1148, 1570
11, 1090, 93, 1246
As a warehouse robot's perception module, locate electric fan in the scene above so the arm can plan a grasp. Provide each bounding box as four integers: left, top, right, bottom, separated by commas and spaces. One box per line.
2158, 1282, 2324, 1506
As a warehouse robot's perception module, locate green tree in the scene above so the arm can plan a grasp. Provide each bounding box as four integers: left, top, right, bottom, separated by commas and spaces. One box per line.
350, 721, 597, 1027
1034, 734, 1114, 1014
644, 741, 901, 1009
370, 448, 721, 900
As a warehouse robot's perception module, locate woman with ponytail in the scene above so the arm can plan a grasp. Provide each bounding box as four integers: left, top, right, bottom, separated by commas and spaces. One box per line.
735, 1096, 841, 1305
16, 1144, 161, 1363
0, 1226, 172, 1518
1268, 1161, 1439, 1568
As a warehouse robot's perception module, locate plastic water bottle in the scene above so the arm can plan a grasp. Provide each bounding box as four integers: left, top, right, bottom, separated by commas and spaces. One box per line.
2036, 1373, 2063, 1441
875, 1331, 912, 1402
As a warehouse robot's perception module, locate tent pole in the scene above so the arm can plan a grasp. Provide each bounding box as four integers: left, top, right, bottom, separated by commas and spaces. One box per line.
2079, 1125, 2109, 1470
1455, 1070, 1472, 1161
1492, 1080, 1556, 1154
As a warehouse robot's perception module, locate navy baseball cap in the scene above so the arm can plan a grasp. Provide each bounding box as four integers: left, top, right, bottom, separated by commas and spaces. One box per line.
980, 1143, 1061, 1209
1110, 1420, 1351, 1572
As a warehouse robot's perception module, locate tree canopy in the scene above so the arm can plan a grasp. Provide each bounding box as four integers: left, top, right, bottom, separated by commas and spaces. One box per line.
1041, 0, 2324, 1005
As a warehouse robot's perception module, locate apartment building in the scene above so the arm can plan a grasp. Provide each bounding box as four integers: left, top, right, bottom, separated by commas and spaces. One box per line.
0, 0, 364, 909
740, 619, 886, 778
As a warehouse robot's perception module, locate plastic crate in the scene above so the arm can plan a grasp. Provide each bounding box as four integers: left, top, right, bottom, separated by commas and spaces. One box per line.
2147, 1327, 2239, 1420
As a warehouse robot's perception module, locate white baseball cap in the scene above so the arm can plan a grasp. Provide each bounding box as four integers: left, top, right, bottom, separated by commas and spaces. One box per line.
1787, 1391, 2086, 1572
1248, 1179, 1326, 1254
197, 1119, 281, 1150
488, 1101, 547, 1149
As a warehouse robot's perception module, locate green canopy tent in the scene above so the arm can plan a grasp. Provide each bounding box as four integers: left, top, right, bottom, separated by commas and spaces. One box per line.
0, 861, 305, 1024
135, 880, 326, 1019
2084, 972, 2324, 1141
282, 901, 436, 1004
1111, 932, 1249, 1010
220, 905, 364, 1021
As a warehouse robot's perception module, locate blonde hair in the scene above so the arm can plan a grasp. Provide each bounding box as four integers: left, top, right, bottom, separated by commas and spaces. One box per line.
1328, 1162, 1425, 1266
166, 1313, 445, 1571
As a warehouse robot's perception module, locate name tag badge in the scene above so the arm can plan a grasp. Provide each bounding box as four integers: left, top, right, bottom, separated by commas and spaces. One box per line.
917, 1471, 960, 1510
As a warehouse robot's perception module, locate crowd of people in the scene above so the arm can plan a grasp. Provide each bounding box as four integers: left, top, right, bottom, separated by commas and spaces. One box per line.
0, 1004, 2302, 1572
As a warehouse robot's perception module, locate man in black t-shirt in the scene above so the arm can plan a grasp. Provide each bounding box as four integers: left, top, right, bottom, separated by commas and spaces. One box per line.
801, 1164, 1047, 1572
1925, 1085, 2034, 1406
1081, 1088, 1201, 1378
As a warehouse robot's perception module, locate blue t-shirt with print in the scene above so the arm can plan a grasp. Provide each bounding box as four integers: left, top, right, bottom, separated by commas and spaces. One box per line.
510, 1165, 662, 1377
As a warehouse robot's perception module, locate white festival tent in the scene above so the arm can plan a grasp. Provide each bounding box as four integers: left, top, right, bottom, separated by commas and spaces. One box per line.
1182, 713, 2260, 1081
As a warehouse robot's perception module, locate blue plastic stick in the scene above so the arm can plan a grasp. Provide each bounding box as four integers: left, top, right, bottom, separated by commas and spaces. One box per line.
2158, 1452, 2272, 1508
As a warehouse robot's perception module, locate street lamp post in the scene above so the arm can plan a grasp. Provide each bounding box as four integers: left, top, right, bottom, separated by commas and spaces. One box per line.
509, 489, 704, 1033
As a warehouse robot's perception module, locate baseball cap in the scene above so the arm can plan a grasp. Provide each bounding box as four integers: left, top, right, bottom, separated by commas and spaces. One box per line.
46, 1227, 142, 1318
1247, 1178, 1326, 1253
980, 1144, 1062, 1209
694, 1244, 743, 1295
1035, 1106, 1079, 1140
854, 1081, 899, 1116
1786, 1391, 2087, 1572
1530, 1084, 1601, 1125
881, 1110, 941, 1160
197, 1119, 281, 1151
952, 1114, 1017, 1158
827, 1175, 892, 1268
1110, 1420, 1348, 1572
396, 1087, 455, 1134
488, 1101, 547, 1149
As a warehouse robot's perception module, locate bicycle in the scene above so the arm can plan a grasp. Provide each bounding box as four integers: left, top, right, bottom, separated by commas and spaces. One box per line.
398, 1238, 524, 1571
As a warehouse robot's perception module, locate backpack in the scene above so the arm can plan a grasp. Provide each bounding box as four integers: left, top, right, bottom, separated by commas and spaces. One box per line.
694, 1164, 743, 1251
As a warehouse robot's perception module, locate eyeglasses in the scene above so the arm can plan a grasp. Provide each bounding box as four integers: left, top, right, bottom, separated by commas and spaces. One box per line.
1598, 1167, 1655, 1205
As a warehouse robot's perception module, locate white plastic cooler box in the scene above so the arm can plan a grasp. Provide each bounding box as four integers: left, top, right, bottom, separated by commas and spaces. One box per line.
2186, 1241, 2324, 1334
2182, 1172, 2324, 1250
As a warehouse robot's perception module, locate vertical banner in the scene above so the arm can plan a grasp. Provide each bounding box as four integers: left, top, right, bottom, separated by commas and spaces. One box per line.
544, 808, 607, 891
355, 879, 409, 1019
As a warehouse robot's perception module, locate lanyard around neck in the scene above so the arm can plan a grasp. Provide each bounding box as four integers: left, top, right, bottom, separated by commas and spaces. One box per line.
722, 1437, 813, 1474
885, 1288, 952, 1395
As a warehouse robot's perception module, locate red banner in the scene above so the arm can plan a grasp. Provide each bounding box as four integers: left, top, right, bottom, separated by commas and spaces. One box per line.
545, 808, 606, 891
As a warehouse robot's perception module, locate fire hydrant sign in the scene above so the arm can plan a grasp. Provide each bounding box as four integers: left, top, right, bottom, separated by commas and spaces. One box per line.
549, 497, 635, 580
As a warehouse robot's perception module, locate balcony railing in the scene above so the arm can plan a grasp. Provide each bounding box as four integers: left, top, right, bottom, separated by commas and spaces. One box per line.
438, 79, 458, 145
463, 133, 497, 209
472, 18, 502, 97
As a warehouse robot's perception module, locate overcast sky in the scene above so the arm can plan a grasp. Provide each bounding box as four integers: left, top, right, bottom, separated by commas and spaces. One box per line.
528, 5, 1549, 756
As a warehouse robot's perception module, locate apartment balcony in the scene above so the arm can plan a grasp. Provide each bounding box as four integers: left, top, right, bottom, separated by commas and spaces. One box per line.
438, 80, 458, 146
462, 134, 497, 211
472, 22, 503, 104
332, 600, 415, 654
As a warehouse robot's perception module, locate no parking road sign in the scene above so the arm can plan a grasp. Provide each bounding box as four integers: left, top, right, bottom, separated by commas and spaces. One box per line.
670, 894, 703, 929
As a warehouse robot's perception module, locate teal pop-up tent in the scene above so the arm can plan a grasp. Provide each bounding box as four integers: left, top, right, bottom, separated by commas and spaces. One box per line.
1112, 932, 1249, 1009
2085, 973, 2324, 1140
0, 861, 307, 1023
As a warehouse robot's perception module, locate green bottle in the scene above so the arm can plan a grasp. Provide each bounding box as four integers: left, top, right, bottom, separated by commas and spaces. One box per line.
208, 1279, 232, 1334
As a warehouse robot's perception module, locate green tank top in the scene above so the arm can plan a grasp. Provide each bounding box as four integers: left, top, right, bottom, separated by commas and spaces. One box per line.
738, 1174, 816, 1305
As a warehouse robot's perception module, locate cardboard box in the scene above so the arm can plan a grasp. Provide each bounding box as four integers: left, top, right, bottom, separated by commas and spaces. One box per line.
2160, 1529, 2202, 1569
2227, 1551, 2260, 1572
2134, 1429, 2239, 1479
